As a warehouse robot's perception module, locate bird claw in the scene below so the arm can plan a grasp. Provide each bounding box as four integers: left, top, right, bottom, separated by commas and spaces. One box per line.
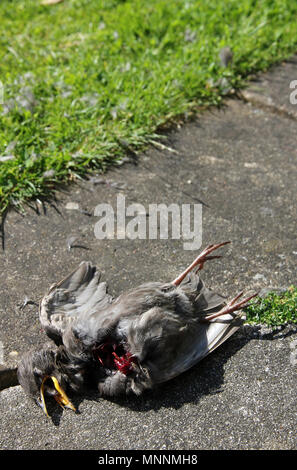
194, 255, 222, 273
202, 291, 259, 322
172, 241, 231, 286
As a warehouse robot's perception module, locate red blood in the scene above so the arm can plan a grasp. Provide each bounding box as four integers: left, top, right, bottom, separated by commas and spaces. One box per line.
94, 341, 135, 375
112, 351, 135, 375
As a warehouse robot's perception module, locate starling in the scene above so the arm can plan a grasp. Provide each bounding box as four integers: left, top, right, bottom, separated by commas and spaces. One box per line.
17, 242, 257, 416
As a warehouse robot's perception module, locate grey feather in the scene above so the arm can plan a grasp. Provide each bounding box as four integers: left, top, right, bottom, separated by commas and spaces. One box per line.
39, 261, 113, 344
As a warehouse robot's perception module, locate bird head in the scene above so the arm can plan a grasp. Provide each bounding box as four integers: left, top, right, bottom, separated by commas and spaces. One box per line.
17, 348, 76, 417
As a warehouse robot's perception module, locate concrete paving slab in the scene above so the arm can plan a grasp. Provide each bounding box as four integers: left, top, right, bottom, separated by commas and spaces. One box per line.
0, 325, 296, 450
0, 57, 296, 450
242, 56, 297, 119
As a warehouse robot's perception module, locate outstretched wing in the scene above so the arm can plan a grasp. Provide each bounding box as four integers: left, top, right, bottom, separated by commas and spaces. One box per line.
39, 261, 113, 345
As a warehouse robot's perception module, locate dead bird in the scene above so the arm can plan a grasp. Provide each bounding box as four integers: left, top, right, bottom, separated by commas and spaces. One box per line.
17, 242, 257, 416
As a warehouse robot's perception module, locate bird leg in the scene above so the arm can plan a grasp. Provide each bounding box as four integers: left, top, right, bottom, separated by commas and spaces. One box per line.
201, 291, 258, 322
172, 241, 231, 287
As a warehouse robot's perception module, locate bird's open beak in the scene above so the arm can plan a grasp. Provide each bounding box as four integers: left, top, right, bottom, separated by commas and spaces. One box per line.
39, 375, 76, 417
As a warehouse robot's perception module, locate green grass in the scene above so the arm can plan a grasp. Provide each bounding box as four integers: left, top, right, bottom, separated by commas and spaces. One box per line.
244, 286, 297, 328
0, 0, 297, 214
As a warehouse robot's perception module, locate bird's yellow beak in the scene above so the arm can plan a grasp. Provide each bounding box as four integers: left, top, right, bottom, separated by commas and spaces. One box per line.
40, 375, 76, 417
